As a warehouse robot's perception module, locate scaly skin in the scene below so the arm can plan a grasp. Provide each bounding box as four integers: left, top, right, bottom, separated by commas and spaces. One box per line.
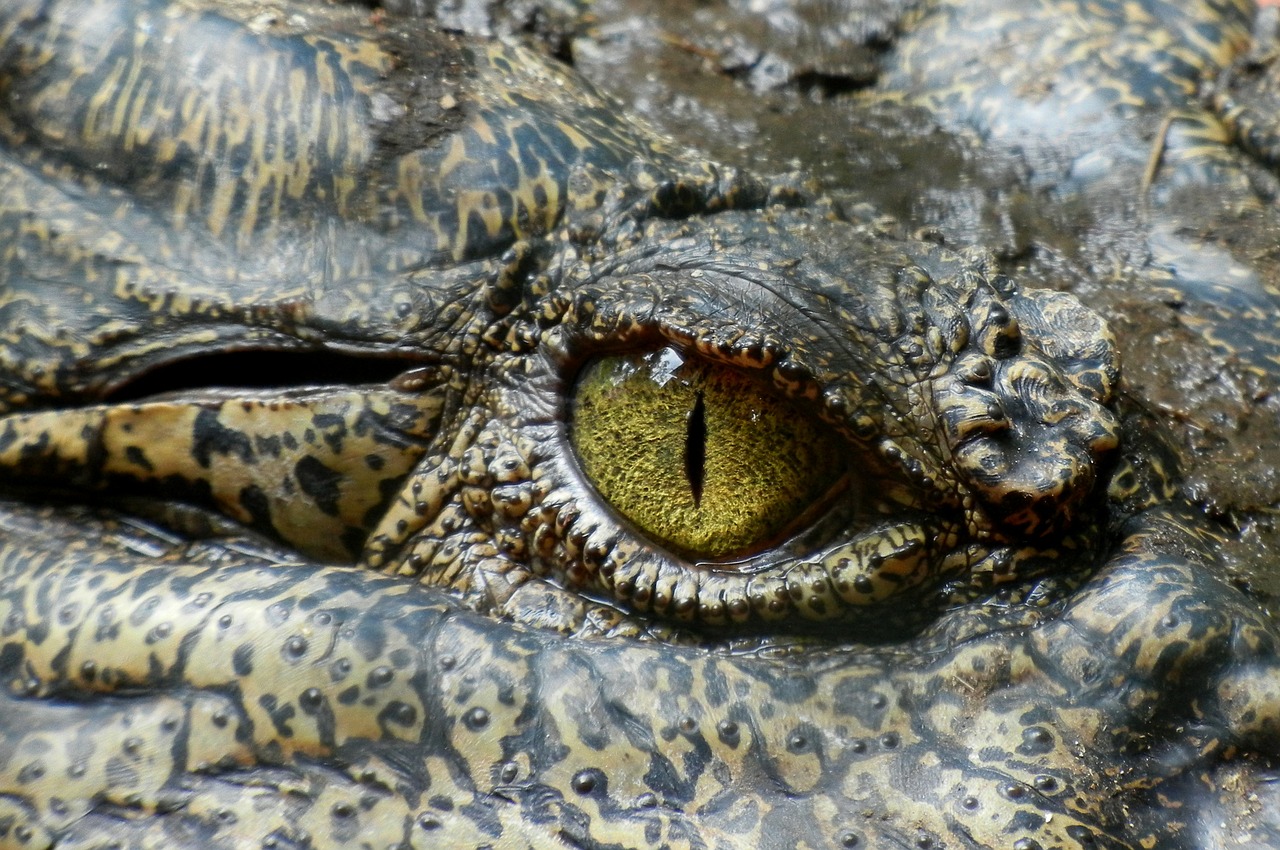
0, 1, 1278, 849
2, 497, 1278, 849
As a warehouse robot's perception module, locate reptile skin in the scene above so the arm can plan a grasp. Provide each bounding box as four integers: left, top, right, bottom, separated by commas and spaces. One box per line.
0, 1, 1277, 848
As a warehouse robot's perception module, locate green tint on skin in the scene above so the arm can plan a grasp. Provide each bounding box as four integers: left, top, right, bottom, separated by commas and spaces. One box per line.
571, 347, 846, 560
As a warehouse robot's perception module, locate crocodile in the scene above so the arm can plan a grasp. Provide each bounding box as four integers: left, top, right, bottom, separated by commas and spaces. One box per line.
0, 1, 1278, 848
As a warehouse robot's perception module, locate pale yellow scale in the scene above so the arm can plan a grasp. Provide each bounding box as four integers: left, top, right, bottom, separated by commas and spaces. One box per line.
0, 388, 441, 560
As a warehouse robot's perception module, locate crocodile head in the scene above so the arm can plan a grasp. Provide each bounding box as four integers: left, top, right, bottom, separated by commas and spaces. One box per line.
0, 1, 1277, 849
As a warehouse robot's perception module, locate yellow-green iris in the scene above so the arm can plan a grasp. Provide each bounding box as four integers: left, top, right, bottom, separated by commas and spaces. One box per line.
570, 347, 845, 560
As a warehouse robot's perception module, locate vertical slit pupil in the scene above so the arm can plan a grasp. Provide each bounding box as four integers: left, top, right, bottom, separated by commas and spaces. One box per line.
685, 390, 707, 508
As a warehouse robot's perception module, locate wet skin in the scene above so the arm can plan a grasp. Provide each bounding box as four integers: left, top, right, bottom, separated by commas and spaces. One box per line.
0, 1, 1279, 849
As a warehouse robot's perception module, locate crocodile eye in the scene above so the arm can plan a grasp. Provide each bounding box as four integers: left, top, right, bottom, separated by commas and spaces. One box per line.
570, 347, 846, 560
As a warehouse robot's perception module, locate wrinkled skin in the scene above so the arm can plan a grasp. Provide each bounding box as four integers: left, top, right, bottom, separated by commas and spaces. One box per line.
1, 2, 1279, 850
571, 0, 1280, 608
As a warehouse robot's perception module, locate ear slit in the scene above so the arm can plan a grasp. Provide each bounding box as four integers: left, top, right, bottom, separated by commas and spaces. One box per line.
101, 349, 427, 402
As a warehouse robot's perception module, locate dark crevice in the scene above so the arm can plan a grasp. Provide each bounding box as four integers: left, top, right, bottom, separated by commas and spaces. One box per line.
103, 349, 427, 403
792, 69, 880, 99
685, 390, 707, 508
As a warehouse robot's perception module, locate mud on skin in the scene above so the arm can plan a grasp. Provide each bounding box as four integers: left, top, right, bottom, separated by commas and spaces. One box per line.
570, 0, 1280, 613
0, 0, 1278, 848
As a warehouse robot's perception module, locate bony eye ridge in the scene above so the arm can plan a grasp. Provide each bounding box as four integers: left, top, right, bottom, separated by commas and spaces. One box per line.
570, 347, 845, 561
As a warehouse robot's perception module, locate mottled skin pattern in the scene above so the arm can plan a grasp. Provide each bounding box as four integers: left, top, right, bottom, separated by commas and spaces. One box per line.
875, 0, 1280, 379
0, 2, 1278, 850
1215, 4, 1280, 172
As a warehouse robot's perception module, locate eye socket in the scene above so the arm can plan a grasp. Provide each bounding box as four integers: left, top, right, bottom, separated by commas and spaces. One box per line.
569, 346, 847, 561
